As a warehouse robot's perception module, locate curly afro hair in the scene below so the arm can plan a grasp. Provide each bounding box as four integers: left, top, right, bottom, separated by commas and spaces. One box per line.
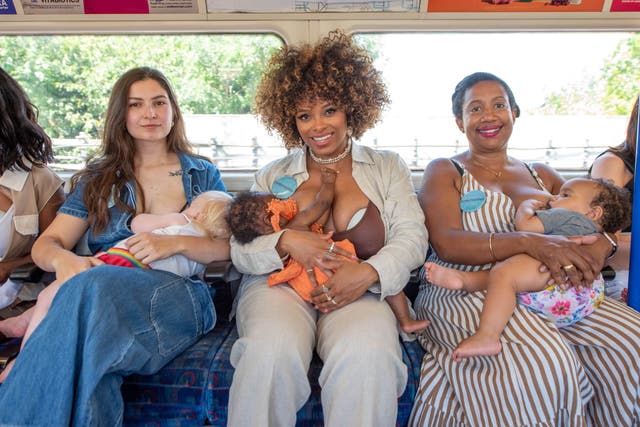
225, 191, 272, 244
590, 177, 632, 233
253, 29, 390, 150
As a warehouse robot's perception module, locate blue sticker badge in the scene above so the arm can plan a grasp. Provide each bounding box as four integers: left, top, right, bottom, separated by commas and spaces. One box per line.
271, 175, 298, 200
460, 190, 486, 212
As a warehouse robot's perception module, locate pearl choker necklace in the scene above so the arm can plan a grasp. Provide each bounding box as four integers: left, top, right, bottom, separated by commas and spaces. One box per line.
308, 138, 352, 165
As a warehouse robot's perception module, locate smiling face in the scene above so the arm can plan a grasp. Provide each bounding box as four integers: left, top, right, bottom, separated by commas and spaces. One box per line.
456, 80, 517, 153
295, 99, 349, 161
549, 178, 600, 215
125, 78, 174, 145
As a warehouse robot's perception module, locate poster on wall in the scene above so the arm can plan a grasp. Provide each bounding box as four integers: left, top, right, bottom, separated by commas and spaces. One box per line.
84, 0, 148, 13
206, 0, 419, 13
149, 0, 198, 14
610, 0, 640, 11
21, 0, 84, 14
427, 0, 604, 12
0, 0, 16, 14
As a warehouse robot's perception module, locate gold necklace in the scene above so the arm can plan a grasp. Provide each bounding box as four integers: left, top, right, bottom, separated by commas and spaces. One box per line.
471, 157, 506, 178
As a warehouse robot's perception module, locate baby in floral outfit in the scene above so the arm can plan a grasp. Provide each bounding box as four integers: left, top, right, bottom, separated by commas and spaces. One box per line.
425, 177, 630, 361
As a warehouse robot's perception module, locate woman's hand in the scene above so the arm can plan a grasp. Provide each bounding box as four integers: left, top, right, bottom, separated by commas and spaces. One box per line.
524, 233, 602, 289
310, 259, 378, 313
53, 252, 104, 285
125, 232, 177, 265
278, 229, 354, 269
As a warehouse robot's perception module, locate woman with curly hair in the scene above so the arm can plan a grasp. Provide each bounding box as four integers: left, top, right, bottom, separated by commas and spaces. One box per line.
0, 67, 64, 324
228, 30, 428, 426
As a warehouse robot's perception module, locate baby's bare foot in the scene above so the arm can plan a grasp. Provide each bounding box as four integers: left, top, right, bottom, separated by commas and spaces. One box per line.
452, 333, 502, 362
399, 318, 430, 334
425, 262, 465, 290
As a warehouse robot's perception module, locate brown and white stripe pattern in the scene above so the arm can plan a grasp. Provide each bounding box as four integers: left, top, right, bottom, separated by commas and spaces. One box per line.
409, 166, 640, 426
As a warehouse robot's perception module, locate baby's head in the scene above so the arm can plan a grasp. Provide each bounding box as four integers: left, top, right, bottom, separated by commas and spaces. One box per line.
183, 191, 233, 239
226, 191, 295, 244
549, 177, 631, 233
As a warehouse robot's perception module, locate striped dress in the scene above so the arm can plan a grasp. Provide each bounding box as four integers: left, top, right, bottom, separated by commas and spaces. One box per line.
410, 163, 640, 427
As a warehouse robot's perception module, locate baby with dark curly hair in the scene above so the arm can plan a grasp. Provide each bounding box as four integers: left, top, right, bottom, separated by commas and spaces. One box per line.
425, 177, 631, 361
227, 167, 427, 334
228, 30, 429, 425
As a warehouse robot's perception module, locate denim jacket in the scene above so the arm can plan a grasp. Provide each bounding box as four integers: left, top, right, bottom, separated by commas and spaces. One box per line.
59, 153, 226, 254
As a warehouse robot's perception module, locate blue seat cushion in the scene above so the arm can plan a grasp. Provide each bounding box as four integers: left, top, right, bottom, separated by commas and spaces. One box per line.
121, 318, 425, 426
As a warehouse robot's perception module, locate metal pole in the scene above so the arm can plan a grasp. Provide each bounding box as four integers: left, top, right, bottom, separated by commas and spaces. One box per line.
627, 95, 640, 310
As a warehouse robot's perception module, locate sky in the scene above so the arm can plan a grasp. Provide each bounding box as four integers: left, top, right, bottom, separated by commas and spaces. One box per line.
367, 32, 629, 117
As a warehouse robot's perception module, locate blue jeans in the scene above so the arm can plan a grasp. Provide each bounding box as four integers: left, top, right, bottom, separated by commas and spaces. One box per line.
0, 265, 216, 427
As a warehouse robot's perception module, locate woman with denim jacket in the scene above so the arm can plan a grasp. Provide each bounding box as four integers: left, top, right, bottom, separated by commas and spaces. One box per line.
0, 67, 229, 425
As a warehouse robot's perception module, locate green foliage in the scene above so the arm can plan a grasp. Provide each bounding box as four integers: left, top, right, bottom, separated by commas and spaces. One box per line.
0, 34, 282, 138
539, 33, 639, 116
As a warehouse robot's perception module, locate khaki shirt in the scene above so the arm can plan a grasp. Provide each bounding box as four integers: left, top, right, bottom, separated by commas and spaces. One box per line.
0, 162, 63, 261
230, 143, 429, 299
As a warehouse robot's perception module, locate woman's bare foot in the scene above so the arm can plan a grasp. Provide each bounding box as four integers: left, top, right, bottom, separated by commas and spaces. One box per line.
0, 315, 30, 338
452, 332, 502, 362
399, 318, 430, 334
425, 262, 465, 290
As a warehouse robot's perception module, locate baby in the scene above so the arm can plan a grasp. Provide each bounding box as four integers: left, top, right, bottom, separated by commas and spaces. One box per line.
227, 167, 429, 334
0, 190, 232, 381
425, 177, 630, 361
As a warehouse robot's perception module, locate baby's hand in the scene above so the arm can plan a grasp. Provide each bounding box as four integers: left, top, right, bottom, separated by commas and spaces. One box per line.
320, 167, 339, 184
521, 198, 550, 212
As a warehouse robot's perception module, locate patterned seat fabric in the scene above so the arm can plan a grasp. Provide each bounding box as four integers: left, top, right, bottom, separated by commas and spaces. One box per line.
121, 318, 425, 427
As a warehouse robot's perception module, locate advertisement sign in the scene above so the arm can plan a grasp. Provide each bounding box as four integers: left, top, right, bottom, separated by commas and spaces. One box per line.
21, 0, 83, 14
206, 0, 419, 13
610, 0, 640, 11
0, 0, 16, 14
427, 0, 604, 13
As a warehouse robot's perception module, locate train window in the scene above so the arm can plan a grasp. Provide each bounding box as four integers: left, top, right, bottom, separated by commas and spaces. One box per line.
1, 31, 638, 173
354, 31, 639, 173
0, 33, 284, 172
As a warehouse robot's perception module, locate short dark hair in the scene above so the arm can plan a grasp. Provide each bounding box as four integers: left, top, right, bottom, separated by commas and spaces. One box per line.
225, 191, 271, 244
451, 72, 520, 120
590, 177, 632, 233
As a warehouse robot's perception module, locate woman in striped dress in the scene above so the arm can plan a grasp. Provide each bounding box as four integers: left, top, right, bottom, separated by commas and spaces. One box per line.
409, 72, 640, 426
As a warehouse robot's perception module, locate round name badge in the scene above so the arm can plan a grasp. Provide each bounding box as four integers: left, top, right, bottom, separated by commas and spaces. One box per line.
460, 190, 486, 212
271, 175, 298, 199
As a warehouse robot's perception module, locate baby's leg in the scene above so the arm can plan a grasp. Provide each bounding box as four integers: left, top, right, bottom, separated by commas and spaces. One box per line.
0, 307, 34, 338
386, 292, 430, 334
0, 280, 63, 382
453, 254, 550, 361
425, 262, 489, 292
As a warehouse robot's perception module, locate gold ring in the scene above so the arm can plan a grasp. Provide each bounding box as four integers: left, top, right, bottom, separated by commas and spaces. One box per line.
562, 264, 575, 271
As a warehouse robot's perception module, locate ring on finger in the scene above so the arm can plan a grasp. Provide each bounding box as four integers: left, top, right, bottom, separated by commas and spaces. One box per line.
328, 242, 335, 254
562, 264, 575, 271
321, 285, 329, 293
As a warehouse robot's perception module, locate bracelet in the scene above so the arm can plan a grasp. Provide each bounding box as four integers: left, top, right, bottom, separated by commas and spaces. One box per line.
601, 232, 618, 259
488, 232, 497, 262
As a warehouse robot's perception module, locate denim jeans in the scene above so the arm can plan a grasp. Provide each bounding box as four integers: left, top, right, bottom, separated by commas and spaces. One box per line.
0, 265, 216, 427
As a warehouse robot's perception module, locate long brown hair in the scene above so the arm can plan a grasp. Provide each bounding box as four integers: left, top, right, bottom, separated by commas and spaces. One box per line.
0, 67, 54, 174
610, 97, 639, 168
71, 67, 194, 233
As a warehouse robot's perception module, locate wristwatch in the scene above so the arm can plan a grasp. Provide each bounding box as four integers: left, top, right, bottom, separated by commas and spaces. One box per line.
601, 232, 618, 259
